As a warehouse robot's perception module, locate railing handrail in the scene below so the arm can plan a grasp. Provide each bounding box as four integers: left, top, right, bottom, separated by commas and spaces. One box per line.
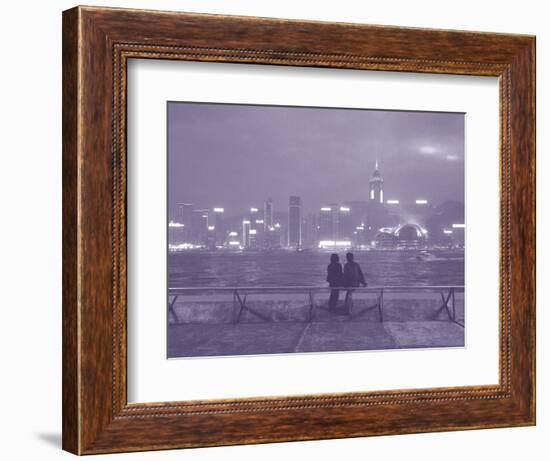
169, 285, 464, 293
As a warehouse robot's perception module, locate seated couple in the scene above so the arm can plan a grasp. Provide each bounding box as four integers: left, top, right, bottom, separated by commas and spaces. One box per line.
326, 252, 367, 311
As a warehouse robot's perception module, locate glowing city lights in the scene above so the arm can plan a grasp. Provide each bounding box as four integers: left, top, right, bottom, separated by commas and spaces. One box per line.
318, 240, 352, 249
168, 243, 199, 250
169, 162, 463, 252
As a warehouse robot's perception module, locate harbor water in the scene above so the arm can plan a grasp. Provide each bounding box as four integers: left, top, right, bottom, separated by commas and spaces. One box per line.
168, 249, 464, 288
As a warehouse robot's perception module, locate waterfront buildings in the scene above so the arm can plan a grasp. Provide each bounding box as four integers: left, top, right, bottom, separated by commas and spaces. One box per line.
169, 162, 464, 251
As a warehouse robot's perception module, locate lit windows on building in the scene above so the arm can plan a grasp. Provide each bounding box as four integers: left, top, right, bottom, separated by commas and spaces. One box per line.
288, 196, 302, 248
264, 198, 273, 230
212, 207, 225, 246
338, 206, 353, 240
369, 160, 384, 205
242, 220, 251, 248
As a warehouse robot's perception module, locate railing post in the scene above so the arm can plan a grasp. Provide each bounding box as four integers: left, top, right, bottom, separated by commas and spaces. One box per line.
233, 290, 238, 324
168, 295, 179, 324
308, 289, 315, 323
452, 287, 456, 321
379, 288, 384, 322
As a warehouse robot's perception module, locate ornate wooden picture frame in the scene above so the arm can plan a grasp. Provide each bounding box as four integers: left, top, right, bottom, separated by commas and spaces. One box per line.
62, 5, 535, 455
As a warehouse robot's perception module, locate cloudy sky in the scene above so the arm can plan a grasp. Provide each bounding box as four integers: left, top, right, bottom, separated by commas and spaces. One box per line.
168, 102, 464, 217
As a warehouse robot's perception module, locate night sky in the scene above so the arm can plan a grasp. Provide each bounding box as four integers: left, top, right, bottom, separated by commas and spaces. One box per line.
167, 102, 464, 217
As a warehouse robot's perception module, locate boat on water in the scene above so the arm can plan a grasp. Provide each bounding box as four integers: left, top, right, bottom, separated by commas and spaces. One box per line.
414, 250, 438, 262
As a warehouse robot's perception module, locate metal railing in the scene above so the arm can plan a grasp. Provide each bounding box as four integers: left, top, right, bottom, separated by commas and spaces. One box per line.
168, 285, 464, 326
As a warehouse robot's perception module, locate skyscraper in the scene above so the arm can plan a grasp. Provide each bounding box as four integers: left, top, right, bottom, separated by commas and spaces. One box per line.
318, 204, 339, 241
264, 198, 273, 230
242, 220, 251, 248
369, 160, 384, 205
366, 161, 388, 239
288, 196, 302, 248
249, 207, 260, 230
191, 209, 209, 246
177, 203, 193, 224
301, 213, 319, 249
177, 203, 193, 242
168, 221, 186, 247
338, 206, 353, 240
212, 207, 225, 246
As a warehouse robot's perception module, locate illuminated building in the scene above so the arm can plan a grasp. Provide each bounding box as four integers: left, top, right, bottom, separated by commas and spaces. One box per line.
176, 202, 193, 241
249, 207, 260, 230
168, 221, 185, 246
191, 209, 209, 246
318, 205, 339, 241
369, 160, 384, 205
212, 207, 225, 246
264, 198, 273, 231
338, 206, 353, 240
242, 220, 251, 248
288, 196, 302, 248
206, 225, 216, 250
366, 161, 390, 240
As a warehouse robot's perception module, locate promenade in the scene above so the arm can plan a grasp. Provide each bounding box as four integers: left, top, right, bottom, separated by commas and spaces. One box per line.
167, 289, 465, 358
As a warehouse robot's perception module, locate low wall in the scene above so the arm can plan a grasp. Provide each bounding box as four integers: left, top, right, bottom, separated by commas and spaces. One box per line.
169, 291, 464, 325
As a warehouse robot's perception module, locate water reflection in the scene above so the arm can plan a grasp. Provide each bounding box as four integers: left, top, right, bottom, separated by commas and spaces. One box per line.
168, 249, 464, 288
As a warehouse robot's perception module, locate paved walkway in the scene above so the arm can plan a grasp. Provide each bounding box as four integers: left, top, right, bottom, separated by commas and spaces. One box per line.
168, 319, 464, 358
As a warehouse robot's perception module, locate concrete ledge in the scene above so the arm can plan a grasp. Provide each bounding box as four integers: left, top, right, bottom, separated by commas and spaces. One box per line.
170, 292, 464, 325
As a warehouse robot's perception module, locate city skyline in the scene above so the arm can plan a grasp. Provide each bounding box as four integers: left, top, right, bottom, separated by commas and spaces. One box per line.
168, 102, 465, 218
169, 162, 465, 251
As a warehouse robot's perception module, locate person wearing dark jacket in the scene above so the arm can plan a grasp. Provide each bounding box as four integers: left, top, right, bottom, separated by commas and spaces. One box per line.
343, 252, 367, 311
326, 253, 343, 310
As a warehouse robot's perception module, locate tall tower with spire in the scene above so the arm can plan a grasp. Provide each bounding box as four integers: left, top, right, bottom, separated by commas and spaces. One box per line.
365, 160, 388, 241
369, 160, 384, 205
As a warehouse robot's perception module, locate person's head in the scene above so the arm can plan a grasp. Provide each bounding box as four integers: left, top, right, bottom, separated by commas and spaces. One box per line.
330, 253, 339, 264
346, 252, 354, 262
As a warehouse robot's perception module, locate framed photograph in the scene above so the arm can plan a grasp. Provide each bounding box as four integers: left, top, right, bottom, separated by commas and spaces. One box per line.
62, 6, 535, 454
